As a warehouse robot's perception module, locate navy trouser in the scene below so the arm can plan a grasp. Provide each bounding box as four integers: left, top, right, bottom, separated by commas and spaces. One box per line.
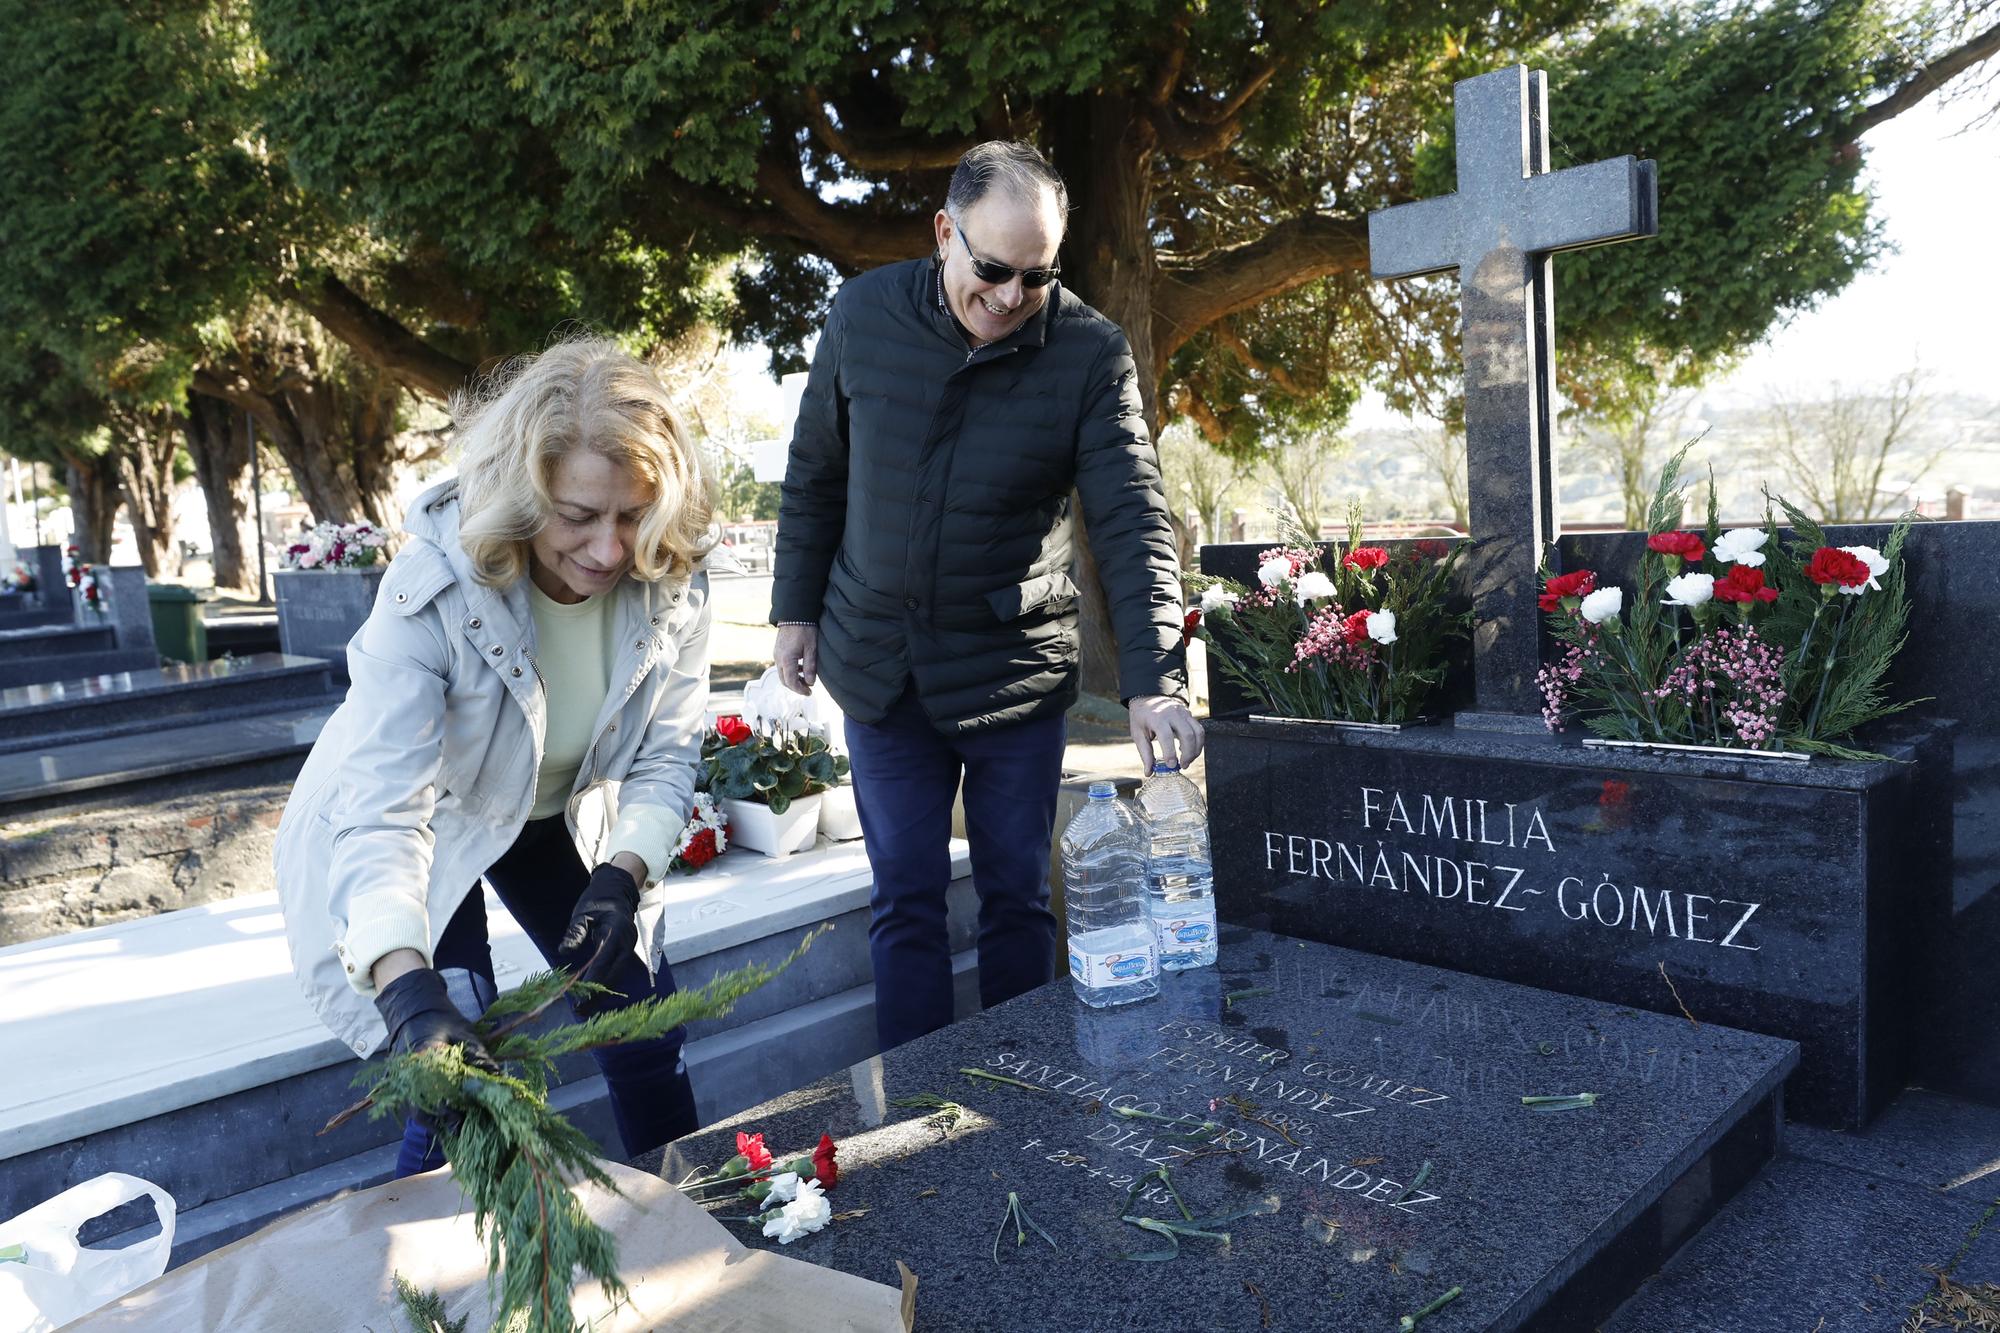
394, 815, 698, 1176
845, 686, 1067, 1050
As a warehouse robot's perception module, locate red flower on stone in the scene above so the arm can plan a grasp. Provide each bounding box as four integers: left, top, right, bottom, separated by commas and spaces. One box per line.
1181, 608, 1201, 646
1600, 779, 1631, 807
1411, 539, 1451, 562
1805, 547, 1870, 589
1340, 610, 1372, 644
1343, 546, 1390, 571
736, 1131, 774, 1172
681, 827, 720, 870
1539, 569, 1596, 612
715, 714, 753, 745
810, 1132, 839, 1189
1647, 531, 1707, 562
1714, 566, 1779, 604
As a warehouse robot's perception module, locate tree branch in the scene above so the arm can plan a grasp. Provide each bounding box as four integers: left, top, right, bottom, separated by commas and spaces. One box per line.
751, 153, 936, 267
280, 273, 476, 402
800, 89, 973, 171
1150, 59, 1279, 160
1151, 214, 1370, 368
1148, 13, 1194, 107
1209, 321, 1306, 396
1845, 19, 2000, 141
1166, 380, 1230, 446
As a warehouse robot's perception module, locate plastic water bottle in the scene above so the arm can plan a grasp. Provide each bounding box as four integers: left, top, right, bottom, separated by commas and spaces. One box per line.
1061, 781, 1158, 1008
1138, 764, 1217, 971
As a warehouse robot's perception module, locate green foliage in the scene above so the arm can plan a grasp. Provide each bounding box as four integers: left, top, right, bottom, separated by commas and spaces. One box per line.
393, 1273, 474, 1333
713, 456, 782, 522
1754, 494, 1920, 756
1550, 0, 1902, 413
352, 927, 827, 1333
700, 728, 848, 815
1190, 509, 1470, 723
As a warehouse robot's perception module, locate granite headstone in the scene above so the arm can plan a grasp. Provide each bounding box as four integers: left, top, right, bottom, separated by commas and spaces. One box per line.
273, 567, 384, 681
648, 927, 1797, 1332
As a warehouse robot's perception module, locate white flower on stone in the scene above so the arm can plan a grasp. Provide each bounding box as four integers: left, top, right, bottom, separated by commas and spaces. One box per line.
761, 1178, 832, 1244
1839, 545, 1889, 594
762, 1171, 803, 1203
1579, 587, 1624, 625
1662, 573, 1715, 608
1198, 584, 1239, 614
1365, 610, 1398, 645
1257, 556, 1292, 589
1292, 572, 1336, 605
1712, 528, 1768, 567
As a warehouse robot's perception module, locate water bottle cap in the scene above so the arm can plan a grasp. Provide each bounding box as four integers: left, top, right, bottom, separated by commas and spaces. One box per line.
1151, 763, 1180, 774
1087, 780, 1118, 799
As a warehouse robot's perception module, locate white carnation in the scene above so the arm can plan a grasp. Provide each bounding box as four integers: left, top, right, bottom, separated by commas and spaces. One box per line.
1198, 584, 1239, 614
1257, 557, 1292, 589
1712, 528, 1767, 567
1579, 587, 1624, 625
1365, 610, 1398, 645
1662, 573, 1715, 608
1838, 544, 1888, 594
1292, 571, 1337, 605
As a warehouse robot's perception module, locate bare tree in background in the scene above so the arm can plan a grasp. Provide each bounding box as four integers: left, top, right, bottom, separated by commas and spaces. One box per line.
1761, 368, 1943, 521
1402, 421, 1470, 530
1158, 421, 1247, 566
1565, 381, 1702, 531
1258, 431, 1348, 541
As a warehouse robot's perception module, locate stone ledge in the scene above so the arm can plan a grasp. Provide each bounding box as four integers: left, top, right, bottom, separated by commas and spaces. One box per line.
0, 837, 970, 1162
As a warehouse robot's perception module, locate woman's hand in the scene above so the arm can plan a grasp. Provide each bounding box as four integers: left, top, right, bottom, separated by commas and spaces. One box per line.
556, 861, 643, 1012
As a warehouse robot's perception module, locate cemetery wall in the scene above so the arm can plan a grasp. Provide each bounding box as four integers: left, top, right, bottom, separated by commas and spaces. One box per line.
0, 780, 290, 946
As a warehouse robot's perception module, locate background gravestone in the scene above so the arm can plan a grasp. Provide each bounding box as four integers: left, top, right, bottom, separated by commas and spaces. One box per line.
274, 567, 384, 682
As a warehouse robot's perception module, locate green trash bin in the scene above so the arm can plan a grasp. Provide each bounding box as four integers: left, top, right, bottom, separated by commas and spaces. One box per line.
147, 583, 209, 663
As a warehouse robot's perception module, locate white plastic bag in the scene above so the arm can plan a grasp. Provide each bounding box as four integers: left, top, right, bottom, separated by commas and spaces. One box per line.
0, 1174, 176, 1332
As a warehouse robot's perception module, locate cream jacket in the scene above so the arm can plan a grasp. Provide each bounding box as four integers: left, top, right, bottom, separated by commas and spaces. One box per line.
274, 480, 709, 1057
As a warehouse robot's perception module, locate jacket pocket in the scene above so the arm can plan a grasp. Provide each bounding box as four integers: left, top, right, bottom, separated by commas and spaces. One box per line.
985, 571, 1078, 622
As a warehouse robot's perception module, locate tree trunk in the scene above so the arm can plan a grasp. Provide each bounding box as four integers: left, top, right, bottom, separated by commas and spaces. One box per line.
195, 352, 404, 527
61, 451, 122, 565
1051, 94, 1162, 700
182, 391, 258, 591
112, 412, 180, 577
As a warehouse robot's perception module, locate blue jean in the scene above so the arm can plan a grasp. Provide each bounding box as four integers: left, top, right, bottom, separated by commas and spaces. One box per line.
394, 815, 698, 1176
845, 687, 1067, 1050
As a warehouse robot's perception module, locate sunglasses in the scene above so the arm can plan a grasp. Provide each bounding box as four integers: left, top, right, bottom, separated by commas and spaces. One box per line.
955, 223, 1061, 289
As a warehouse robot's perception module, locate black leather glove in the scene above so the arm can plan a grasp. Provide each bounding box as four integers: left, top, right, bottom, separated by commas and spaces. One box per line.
556, 863, 641, 1013
373, 968, 500, 1074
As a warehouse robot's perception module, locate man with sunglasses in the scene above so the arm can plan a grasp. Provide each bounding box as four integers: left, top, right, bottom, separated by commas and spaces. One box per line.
772, 139, 1201, 1052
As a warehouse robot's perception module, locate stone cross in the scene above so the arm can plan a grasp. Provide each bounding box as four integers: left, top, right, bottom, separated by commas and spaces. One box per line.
1369, 65, 1657, 724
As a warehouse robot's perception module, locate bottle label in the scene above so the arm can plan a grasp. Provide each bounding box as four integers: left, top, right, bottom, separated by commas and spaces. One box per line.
1069, 939, 1158, 989
1153, 902, 1216, 969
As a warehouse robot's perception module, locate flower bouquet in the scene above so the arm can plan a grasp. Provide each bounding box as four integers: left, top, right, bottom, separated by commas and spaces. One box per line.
676, 1129, 843, 1245
281, 520, 390, 570
1186, 511, 1470, 725
7, 562, 34, 593
668, 791, 730, 874
1537, 447, 1917, 759
62, 549, 108, 615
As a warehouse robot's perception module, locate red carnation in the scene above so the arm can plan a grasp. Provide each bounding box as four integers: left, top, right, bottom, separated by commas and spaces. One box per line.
681, 827, 720, 870
1539, 569, 1596, 612
716, 714, 753, 745
735, 1131, 774, 1171
1181, 608, 1201, 646
1805, 547, 1870, 589
1714, 566, 1779, 604
1411, 539, 1451, 562
810, 1132, 839, 1189
1343, 546, 1390, 571
1647, 531, 1707, 562
1340, 609, 1372, 644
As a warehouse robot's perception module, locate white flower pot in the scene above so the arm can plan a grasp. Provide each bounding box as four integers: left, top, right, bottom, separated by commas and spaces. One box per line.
817, 784, 864, 841
720, 794, 822, 858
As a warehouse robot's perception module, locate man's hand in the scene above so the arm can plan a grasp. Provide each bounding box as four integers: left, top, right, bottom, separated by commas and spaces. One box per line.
775, 623, 819, 695
1128, 695, 1204, 772
557, 863, 642, 1015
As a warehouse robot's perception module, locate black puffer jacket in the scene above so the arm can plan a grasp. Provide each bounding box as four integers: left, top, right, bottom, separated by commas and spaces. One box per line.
772, 258, 1185, 734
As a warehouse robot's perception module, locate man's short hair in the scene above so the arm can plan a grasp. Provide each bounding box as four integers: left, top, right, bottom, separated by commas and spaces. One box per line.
945, 140, 1069, 227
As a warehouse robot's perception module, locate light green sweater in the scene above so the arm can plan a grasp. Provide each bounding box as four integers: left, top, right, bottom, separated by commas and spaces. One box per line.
530, 583, 680, 879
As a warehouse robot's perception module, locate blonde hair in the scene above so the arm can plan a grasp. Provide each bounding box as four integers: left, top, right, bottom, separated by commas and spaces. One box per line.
450, 336, 717, 589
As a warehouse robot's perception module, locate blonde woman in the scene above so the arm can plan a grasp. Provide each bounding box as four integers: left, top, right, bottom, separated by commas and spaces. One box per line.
275, 336, 715, 1174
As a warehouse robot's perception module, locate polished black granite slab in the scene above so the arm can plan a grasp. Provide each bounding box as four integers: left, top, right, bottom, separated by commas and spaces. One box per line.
643, 927, 1797, 1332
0, 652, 337, 753
1203, 716, 1949, 1129
0, 704, 333, 810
